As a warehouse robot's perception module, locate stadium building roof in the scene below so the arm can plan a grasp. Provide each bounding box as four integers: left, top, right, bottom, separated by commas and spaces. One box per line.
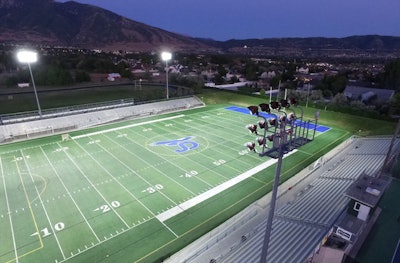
343, 86, 395, 102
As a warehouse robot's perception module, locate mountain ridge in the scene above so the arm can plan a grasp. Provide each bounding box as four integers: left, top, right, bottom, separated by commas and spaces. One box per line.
1, 0, 400, 54
0, 0, 212, 52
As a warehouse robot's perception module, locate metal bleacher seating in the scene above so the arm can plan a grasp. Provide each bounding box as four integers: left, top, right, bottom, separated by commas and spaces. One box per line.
0, 96, 204, 143
216, 137, 398, 263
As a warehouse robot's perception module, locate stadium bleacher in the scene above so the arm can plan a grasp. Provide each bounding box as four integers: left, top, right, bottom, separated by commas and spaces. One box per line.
0, 96, 204, 143
165, 137, 399, 263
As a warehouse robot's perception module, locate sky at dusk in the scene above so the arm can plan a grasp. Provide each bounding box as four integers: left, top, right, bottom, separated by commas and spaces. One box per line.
58, 0, 400, 41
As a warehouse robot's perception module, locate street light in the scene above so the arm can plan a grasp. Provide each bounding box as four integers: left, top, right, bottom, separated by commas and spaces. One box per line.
161, 51, 172, 100
17, 50, 42, 117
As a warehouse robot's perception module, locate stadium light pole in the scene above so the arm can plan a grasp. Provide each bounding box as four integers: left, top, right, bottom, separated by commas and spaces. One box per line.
259, 118, 285, 263
248, 103, 288, 263
161, 51, 172, 100
17, 50, 42, 117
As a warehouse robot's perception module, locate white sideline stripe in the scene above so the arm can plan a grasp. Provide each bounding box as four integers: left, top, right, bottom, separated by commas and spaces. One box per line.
156, 150, 297, 222
71, 114, 185, 139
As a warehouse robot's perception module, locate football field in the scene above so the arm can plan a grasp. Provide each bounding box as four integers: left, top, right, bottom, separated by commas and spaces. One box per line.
0, 105, 342, 263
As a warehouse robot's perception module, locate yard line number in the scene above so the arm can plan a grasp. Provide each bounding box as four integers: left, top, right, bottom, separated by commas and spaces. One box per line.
13, 155, 30, 161
55, 147, 69, 152
213, 159, 226, 166
31, 222, 65, 238
180, 170, 198, 178
94, 201, 121, 213
142, 184, 164, 194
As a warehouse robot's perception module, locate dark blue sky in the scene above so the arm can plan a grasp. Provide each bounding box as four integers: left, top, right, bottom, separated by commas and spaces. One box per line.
58, 0, 400, 41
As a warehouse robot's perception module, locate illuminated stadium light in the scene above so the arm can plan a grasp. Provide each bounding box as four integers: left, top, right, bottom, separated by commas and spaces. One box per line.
17, 50, 37, 63
259, 103, 270, 112
289, 97, 298, 105
280, 99, 289, 108
17, 50, 41, 117
246, 124, 258, 135
288, 112, 296, 121
257, 137, 266, 146
270, 101, 280, 110
245, 142, 256, 152
161, 51, 172, 100
258, 120, 266, 129
248, 105, 259, 115
268, 118, 277, 127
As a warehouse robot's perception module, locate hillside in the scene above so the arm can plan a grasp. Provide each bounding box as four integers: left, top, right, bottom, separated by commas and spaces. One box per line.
0, 0, 212, 52
1, 0, 400, 56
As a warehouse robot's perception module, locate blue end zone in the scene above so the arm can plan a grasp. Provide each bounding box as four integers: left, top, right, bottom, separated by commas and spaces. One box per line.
225, 106, 330, 133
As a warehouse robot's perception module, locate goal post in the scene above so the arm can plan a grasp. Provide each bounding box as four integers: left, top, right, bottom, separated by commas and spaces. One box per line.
61, 134, 71, 141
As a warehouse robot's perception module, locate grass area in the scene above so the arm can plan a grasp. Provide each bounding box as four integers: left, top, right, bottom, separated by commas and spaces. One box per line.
1, 85, 397, 136
0, 84, 166, 114
199, 89, 397, 136
0, 88, 397, 263
0, 104, 349, 263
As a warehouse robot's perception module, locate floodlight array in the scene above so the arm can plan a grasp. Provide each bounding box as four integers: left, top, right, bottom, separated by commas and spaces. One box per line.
244, 98, 317, 158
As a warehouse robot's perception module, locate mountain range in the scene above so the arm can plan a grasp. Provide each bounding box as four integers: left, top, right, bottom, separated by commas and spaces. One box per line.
0, 0, 212, 52
1, 0, 400, 54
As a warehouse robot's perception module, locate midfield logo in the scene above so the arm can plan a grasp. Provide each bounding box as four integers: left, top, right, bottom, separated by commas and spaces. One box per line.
151, 136, 199, 153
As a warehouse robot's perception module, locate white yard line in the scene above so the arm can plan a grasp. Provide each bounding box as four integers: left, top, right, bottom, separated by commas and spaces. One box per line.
73, 138, 179, 238
60, 144, 130, 228
40, 146, 101, 242
20, 150, 66, 260
71, 114, 185, 139
156, 150, 297, 222
0, 156, 19, 263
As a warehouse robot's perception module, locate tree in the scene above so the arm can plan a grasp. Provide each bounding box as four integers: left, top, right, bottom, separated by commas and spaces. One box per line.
380, 58, 400, 91
244, 61, 259, 81
391, 92, 400, 115
213, 73, 225, 85
4, 75, 18, 87
216, 65, 227, 78
35, 65, 73, 86
169, 74, 203, 94
316, 74, 347, 96
75, 71, 91, 83
330, 93, 348, 105
229, 75, 239, 84
270, 76, 281, 88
